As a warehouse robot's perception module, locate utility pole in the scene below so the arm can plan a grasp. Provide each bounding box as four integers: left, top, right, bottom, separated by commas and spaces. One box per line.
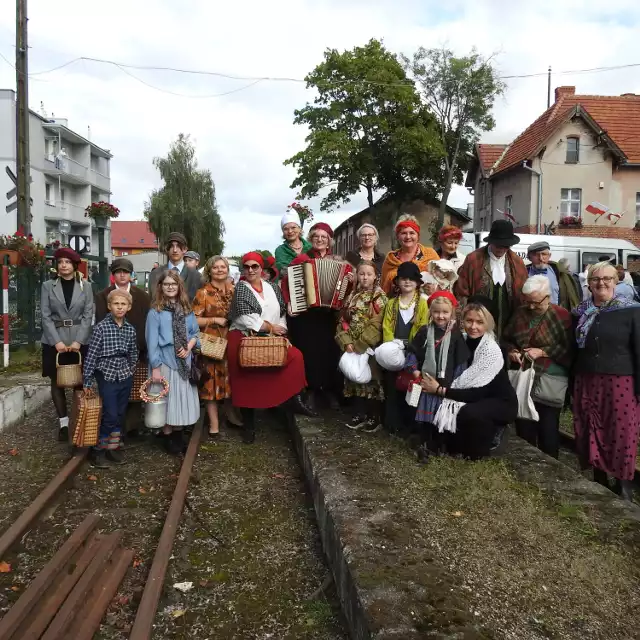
547, 66, 552, 109
15, 0, 31, 235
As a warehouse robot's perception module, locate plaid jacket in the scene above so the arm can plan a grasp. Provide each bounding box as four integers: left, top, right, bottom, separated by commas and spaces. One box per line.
502, 304, 574, 373
454, 247, 528, 311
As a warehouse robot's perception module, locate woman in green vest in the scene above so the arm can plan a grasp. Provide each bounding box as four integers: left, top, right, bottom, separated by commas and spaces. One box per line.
274, 210, 311, 281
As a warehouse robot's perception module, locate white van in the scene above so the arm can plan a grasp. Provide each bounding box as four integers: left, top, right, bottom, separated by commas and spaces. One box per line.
461, 232, 640, 272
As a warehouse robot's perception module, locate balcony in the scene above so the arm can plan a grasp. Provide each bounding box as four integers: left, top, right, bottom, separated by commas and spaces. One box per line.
43, 154, 110, 192
43, 200, 89, 224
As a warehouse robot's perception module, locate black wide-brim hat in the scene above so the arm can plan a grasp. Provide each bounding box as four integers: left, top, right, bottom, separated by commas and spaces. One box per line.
394, 261, 423, 284
483, 220, 520, 247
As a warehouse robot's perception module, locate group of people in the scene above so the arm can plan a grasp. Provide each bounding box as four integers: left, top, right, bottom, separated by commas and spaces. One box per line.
39, 215, 640, 502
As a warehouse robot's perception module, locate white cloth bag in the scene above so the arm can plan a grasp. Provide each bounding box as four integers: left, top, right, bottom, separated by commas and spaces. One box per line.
374, 340, 405, 371
507, 366, 539, 422
339, 349, 373, 384
405, 382, 422, 407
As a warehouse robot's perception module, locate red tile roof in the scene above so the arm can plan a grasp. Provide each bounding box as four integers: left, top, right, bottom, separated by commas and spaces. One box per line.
111, 221, 158, 250
493, 86, 640, 175
477, 144, 507, 174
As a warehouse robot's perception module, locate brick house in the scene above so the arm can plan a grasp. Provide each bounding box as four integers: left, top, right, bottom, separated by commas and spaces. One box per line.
466, 86, 640, 246
110, 220, 161, 272
333, 192, 471, 257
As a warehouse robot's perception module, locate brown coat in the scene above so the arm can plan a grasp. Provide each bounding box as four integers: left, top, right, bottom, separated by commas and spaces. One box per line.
94, 285, 151, 357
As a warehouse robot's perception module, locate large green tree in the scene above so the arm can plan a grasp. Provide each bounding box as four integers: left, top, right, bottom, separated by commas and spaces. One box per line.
144, 134, 224, 257
403, 47, 505, 226
285, 39, 444, 212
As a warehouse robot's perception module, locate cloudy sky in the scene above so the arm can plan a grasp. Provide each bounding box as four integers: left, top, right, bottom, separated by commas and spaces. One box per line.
1, 0, 640, 253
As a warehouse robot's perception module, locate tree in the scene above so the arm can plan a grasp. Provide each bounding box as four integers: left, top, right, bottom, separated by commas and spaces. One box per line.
144, 134, 224, 257
285, 39, 444, 212
403, 47, 505, 226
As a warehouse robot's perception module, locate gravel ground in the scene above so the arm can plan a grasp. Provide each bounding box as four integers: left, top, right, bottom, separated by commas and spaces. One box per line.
0, 404, 346, 639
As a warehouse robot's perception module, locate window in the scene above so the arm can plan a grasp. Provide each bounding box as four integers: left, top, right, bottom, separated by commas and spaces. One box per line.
636, 192, 640, 223
60, 187, 66, 203
504, 195, 513, 220
45, 183, 51, 203
561, 188, 582, 216
566, 137, 579, 163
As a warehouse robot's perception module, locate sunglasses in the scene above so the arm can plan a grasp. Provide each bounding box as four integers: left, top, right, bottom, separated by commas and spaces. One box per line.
243, 263, 261, 271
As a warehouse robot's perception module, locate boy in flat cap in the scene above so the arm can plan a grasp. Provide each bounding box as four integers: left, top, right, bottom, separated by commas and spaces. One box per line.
148, 232, 203, 301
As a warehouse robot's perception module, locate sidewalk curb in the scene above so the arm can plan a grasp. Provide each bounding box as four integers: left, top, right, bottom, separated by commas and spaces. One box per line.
0, 383, 51, 432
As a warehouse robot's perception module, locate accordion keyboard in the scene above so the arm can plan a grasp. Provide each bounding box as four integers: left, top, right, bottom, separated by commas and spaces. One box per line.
288, 264, 308, 314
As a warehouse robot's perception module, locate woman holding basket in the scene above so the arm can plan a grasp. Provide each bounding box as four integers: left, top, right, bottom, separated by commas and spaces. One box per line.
146, 270, 200, 455
227, 252, 308, 444
192, 256, 235, 438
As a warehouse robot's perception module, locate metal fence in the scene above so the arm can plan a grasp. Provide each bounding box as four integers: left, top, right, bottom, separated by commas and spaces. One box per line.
5, 266, 45, 347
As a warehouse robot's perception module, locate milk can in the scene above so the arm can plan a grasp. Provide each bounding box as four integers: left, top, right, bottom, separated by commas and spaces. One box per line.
143, 380, 169, 429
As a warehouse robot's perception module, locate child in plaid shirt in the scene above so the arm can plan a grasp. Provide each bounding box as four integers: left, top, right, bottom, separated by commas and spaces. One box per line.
83, 289, 138, 467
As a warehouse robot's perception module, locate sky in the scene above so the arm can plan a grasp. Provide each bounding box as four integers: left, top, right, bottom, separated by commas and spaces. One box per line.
1, 0, 640, 254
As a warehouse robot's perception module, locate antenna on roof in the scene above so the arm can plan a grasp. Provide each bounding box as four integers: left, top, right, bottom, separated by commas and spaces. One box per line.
39, 101, 47, 117
87, 125, 91, 141
547, 66, 552, 109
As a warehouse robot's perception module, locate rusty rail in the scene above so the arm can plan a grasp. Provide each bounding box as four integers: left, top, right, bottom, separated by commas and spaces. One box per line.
129, 422, 203, 640
0, 450, 88, 560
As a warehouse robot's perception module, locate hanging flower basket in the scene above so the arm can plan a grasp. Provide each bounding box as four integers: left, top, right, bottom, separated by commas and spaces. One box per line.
84, 201, 120, 222
559, 216, 583, 228
287, 201, 314, 226
0, 228, 46, 268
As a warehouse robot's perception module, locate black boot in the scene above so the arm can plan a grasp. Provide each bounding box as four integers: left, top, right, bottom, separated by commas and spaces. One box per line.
241, 409, 255, 444
593, 468, 609, 488
166, 430, 183, 455
617, 479, 635, 502
288, 394, 317, 417
90, 450, 110, 468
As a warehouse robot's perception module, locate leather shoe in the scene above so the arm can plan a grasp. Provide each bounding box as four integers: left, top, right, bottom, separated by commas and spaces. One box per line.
290, 394, 317, 417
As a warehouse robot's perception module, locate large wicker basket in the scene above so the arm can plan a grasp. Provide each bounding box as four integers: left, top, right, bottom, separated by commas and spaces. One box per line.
238, 334, 289, 368
129, 360, 148, 402
56, 352, 83, 389
198, 331, 227, 361
71, 391, 102, 448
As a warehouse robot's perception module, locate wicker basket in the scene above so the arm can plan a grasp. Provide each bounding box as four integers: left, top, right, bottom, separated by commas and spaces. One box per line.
238, 334, 290, 368
199, 331, 227, 361
72, 391, 102, 448
56, 352, 83, 389
129, 360, 148, 402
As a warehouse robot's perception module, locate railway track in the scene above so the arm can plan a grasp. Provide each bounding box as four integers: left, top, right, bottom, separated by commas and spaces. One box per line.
0, 415, 203, 640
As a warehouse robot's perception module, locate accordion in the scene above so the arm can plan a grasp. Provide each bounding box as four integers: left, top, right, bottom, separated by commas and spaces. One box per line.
288, 259, 354, 314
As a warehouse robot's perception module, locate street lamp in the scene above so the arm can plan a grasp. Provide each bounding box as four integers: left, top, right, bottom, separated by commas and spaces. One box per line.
58, 219, 71, 245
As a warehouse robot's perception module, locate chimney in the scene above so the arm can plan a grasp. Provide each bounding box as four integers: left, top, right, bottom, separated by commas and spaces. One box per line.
554, 86, 575, 103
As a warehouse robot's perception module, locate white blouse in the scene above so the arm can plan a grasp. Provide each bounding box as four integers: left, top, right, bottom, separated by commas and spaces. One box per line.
230, 281, 287, 333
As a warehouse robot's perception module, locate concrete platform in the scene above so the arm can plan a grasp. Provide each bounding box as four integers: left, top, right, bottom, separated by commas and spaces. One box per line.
0, 373, 50, 432
293, 416, 640, 640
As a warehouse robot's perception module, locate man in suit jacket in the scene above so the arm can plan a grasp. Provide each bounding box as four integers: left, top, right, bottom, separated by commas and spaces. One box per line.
148, 232, 203, 301
95, 258, 151, 359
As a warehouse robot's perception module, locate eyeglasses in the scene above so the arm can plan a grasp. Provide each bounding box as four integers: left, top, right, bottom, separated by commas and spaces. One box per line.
360, 233, 375, 239
162, 282, 178, 288
524, 295, 549, 308
243, 263, 261, 271
588, 276, 615, 284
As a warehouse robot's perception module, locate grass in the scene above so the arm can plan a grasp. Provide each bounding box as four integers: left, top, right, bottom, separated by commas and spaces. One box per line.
0, 345, 41, 375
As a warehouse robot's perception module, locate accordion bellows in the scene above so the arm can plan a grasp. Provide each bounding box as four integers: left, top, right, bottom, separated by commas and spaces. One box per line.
288, 259, 354, 313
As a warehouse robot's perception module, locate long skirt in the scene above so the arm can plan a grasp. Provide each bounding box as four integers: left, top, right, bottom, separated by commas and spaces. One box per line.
288, 307, 340, 392
161, 364, 200, 427
573, 373, 640, 481
227, 330, 306, 409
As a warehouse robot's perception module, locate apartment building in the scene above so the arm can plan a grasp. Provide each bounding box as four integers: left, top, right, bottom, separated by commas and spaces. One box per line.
0, 89, 112, 252
467, 86, 640, 246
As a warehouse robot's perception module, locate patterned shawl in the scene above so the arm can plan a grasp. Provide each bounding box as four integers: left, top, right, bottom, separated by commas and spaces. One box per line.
229, 280, 286, 324
342, 287, 387, 340
164, 302, 189, 380
502, 304, 573, 372
573, 294, 640, 348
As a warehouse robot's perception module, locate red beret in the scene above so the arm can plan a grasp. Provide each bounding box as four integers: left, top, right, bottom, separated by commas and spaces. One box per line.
242, 252, 264, 268
427, 290, 458, 308
54, 247, 82, 265
310, 222, 334, 238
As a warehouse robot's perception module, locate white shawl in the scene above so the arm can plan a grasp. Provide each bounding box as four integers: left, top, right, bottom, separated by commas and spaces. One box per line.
488, 249, 506, 286
433, 334, 504, 434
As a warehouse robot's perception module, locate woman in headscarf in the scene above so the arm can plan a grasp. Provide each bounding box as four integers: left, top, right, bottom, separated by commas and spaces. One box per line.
282, 222, 348, 411
436, 225, 466, 272
274, 209, 311, 280
380, 214, 439, 294
227, 252, 309, 443
345, 223, 384, 274
40, 248, 94, 441
572, 261, 640, 501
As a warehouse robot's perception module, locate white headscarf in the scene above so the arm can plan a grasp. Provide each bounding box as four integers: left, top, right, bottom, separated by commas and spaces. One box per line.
281, 211, 301, 229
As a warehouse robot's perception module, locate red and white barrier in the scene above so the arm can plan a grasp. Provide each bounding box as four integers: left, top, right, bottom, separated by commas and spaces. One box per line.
2, 266, 8, 368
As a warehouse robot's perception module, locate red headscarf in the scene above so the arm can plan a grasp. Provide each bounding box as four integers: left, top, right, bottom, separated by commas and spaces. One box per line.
427, 290, 458, 308
395, 220, 420, 236
438, 225, 463, 242
242, 252, 265, 268
310, 222, 334, 238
